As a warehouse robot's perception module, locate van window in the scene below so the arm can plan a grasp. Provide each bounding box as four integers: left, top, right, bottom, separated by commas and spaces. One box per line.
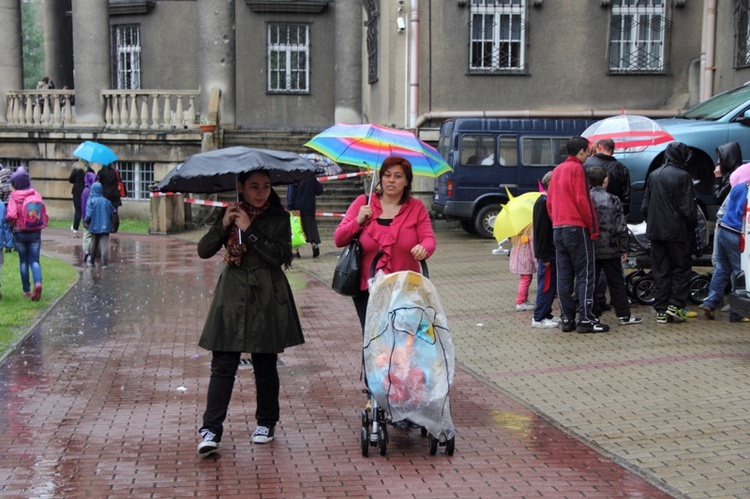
499, 136, 517, 166
461, 134, 495, 165
521, 136, 568, 166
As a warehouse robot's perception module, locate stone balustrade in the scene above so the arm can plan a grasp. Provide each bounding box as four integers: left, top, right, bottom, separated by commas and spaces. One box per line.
4, 89, 200, 130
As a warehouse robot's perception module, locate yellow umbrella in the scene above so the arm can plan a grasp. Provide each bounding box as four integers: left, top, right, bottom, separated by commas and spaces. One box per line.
492, 189, 543, 243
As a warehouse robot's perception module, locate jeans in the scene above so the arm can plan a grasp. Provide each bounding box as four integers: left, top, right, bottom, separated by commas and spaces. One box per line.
554, 226, 596, 323
201, 351, 280, 439
12, 231, 42, 293
703, 228, 743, 320
533, 259, 557, 322
1, 216, 13, 250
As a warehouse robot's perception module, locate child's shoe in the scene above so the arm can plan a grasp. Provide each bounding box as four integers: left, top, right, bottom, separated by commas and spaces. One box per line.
515, 301, 535, 311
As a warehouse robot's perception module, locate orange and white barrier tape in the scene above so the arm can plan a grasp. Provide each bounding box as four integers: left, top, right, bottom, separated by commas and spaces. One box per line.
152, 192, 345, 216
316, 171, 370, 182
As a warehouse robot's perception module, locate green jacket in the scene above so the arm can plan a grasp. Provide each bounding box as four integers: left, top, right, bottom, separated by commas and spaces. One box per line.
197, 205, 304, 353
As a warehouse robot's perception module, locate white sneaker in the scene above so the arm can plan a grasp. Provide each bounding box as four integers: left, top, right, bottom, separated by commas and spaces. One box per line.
491, 247, 509, 256
197, 428, 220, 456
251, 425, 275, 444
532, 318, 559, 329
515, 301, 535, 311
550, 316, 562, 324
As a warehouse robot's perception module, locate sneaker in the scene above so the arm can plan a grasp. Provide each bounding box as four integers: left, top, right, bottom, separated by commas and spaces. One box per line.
312, 245, 320, 258
561, 318, 576, 332
532, 318, 559, 329
549, 316, 562, 324
31, 283, 42, 302
666, 305, 688, 322
102, 265, 108, 270
197, 428, 220, 456
686, 310, 698, 318
251, 425, 275, 444
700, 304, 715, 320
293, 250, 301, 259
577, 320, 610, 333
515, 301, 535, 311
656, 313, 669, 324
70, 225, 78, 238
618, 315, 643, 325
23, 292, 31, 299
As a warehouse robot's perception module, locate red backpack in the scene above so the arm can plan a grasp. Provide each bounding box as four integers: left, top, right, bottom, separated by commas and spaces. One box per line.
18, 192, 49, 231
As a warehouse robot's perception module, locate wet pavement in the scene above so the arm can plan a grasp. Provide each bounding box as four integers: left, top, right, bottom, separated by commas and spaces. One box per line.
0, 226, 747, 497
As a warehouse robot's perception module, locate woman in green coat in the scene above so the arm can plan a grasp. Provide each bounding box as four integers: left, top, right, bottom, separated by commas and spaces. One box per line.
196, 170, 304, 456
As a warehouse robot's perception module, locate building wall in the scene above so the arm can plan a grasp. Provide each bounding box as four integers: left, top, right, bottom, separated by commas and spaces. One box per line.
713, 3, 750, 93
234, 5, 337, 129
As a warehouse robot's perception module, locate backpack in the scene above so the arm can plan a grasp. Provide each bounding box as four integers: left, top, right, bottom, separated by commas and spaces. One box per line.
19, 192, 49, 231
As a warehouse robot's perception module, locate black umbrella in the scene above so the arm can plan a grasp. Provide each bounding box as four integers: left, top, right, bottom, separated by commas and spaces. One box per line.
157, 146, 322, 194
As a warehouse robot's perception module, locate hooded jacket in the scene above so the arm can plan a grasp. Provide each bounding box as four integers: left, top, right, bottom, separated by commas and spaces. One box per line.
714, 141, 743, 205
641, 142, 697, 243
80, 172, 97, 221
6, 187, 43, 232
84, 183, 114, 234
583, 153, 632, 216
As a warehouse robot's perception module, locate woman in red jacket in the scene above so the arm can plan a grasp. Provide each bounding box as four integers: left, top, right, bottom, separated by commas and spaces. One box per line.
334, 156, 436, 331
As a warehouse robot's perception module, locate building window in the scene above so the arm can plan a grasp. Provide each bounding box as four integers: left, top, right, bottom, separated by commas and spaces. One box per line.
113, 24, 142, 89
469, 0, 527, 74
267, 23, 310, 94
736, 0, 750, 68
116, 161, 154, 201
608, 0, 670, 74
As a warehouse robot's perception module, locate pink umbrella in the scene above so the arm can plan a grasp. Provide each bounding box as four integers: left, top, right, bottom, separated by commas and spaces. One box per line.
582, 114, 674, 151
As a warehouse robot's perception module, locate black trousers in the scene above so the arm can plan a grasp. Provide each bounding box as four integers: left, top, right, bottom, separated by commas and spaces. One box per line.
72, 195, 82, 230
650, 239, 692, 313
353, 289, 370, 334
200, 351, 279, 440
594, 258, 631, 318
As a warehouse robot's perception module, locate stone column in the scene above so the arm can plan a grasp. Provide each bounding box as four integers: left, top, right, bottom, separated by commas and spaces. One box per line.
334, 1, 362, 124
45, 0, 74, 89
197, 0, 235, 126
0, 0, 23, 124
71, 0, 110, 125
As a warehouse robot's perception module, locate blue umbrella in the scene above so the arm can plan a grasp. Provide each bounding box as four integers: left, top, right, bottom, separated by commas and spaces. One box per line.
73, 141, 118, 166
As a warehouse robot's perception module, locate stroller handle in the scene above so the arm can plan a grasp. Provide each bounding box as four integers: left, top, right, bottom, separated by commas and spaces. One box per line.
370, 249, 429, 279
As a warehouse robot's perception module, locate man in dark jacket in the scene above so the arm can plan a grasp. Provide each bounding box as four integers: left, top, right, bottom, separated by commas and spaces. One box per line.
641, 142, 697, 323
584, 138, 632, 216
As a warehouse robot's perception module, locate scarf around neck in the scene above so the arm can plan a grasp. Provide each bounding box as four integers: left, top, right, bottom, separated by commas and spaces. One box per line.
224, 200, 269, 266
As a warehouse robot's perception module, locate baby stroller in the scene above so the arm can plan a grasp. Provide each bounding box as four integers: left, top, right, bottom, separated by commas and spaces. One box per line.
624, 221, 712, 306
360, 251, 455, 456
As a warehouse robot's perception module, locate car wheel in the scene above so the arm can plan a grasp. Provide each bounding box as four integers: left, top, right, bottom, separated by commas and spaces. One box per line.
460, 220, 478, 234
474, 204, 500, 239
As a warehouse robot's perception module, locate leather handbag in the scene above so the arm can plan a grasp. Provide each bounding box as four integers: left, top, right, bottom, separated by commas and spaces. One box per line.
332, 238, 361, 296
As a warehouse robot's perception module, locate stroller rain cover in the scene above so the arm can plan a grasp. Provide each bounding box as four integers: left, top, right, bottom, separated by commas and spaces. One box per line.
363, 269, 455, 440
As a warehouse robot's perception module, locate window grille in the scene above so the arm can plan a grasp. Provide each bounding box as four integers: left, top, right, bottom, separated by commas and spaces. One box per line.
735, 0, 750, 68
608, 0, 670, 73
267, 23, 310, 94
116, 161, 154, 201
114, 25, 142, 89
469, 0, 527, 74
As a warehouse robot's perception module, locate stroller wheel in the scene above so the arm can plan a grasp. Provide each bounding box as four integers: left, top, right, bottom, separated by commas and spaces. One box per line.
689, 274, 711, 304
633, 274, 656, 305
420, 426, 428, 437
446, 436, 455, 456
361, 427, 369, 457
428, 434, 438, 456
378, 427, 388, 456
626, 269, 646, 299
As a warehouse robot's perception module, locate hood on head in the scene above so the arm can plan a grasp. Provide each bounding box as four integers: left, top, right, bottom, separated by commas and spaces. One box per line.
664, 142, 692, 170
10, 169, 30, 190
84, 171, 97, 188
716, 141, 743, 176
90, 182, 104, 197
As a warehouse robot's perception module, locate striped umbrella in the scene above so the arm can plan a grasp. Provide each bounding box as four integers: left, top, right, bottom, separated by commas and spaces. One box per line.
304, 123, 452, 178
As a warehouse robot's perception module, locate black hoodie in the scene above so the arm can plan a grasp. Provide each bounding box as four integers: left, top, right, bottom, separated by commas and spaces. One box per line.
714, 141, 743, 205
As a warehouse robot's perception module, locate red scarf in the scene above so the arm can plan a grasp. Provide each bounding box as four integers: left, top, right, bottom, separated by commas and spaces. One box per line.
224, 200, 269, 266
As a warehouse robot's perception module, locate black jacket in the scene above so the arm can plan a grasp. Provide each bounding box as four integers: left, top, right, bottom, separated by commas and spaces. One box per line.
96, 166, 122, 208
714, 141, 743, 206
532, 194, 554, 263
641, 142, 697, 243
286, 176, 323, 216
584, 153, 632, 216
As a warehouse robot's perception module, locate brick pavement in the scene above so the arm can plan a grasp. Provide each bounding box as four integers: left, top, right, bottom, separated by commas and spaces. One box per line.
0, 226, 745, 497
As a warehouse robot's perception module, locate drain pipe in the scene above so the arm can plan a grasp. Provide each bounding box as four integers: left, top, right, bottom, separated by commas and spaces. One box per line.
408, 0, 419, 130
700, 0, 717, 102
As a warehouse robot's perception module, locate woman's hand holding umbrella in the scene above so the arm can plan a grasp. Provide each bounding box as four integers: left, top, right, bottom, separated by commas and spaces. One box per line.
357, 204, 373, 226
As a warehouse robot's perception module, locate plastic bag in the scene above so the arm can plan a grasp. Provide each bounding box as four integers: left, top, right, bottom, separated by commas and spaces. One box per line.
290, 213, 306, 249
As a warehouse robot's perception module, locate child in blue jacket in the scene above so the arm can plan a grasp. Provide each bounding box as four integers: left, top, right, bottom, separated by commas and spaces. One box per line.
83, 182, 114, 269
